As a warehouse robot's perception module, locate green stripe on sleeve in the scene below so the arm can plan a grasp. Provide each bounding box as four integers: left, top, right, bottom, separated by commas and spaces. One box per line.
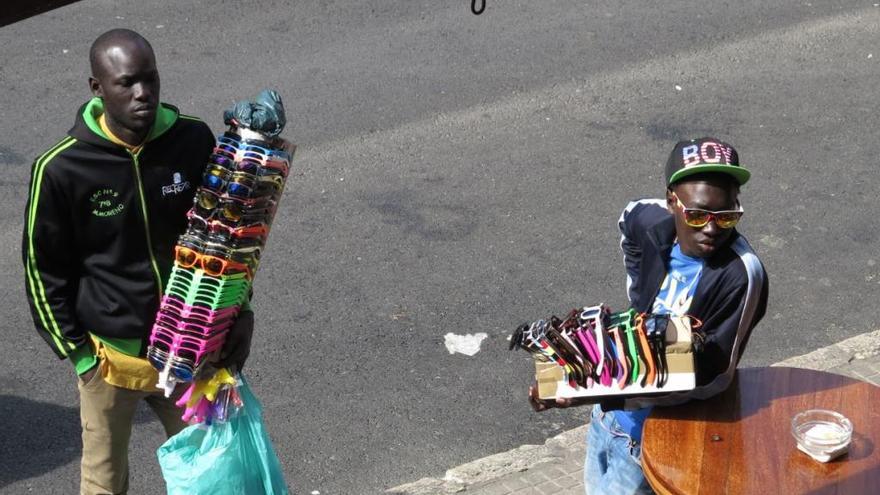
25, 137, 78, 355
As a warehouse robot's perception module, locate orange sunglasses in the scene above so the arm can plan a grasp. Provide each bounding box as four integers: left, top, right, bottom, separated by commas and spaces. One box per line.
174, 245, 252, 278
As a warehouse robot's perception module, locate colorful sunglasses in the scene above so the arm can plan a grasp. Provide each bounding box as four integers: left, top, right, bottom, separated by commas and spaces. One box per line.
194, 188, 223, 214
147, 338, 220, 379
208, 152, 235, 170
217, 136, 292, 161
160, 294, 240, 324
633, 313, 657, 388
174, 245, 253, 277
147, 345, 195, 381
167, 259, 251, 284
161, 293, 241, 315
165, 277, 250, 305
193, 191, 276, 227
164, 265, 251, 308
671, 192, 744, 229
514, 320, 583, 389
165, 277, 248, 303
204, 163, 284, 189
226, 175, 283, 200
211, 146, 237, 163
216, 198, 276, 225
177, 233, 261, 267
237, 156, 289, 178
186, 210, 270, 242
150, 323, 228, 354
165, 282, 250, 311
155, 310, 235, 337
608, 310, 641, 385
186, 225, 268, 247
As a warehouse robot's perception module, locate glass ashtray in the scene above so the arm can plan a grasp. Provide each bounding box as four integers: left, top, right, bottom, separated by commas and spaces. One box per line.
791, 409, 853, 462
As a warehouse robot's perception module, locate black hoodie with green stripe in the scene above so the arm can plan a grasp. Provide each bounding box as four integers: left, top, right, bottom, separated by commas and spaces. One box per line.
22, 97, 214, 370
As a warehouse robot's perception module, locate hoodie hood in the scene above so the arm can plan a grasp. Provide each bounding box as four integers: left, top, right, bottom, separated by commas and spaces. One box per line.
71, 97, 180, 148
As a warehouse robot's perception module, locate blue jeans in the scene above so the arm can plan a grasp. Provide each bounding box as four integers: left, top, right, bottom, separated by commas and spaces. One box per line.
583, 405, 654, 495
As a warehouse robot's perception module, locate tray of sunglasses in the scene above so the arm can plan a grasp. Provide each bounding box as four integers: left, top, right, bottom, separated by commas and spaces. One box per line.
511, 306, 699, 400
165, 263, 252, 310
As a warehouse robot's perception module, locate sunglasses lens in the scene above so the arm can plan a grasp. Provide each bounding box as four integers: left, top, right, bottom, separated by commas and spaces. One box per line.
210, 154, 233, 168
202, 174, 224, 191
203, 256, 225, 276
683, 210, 710, 228
228, 182, 251, 198
213, 148, 235, 160
176, 247, 197, 267
221, 202, 243, 222
238, 160, 259, 174
188, 220, 206, 234
174, 365, 193, 381
197, 191, 218, 210
714, 213, 741, 229
147, 348, 162, 365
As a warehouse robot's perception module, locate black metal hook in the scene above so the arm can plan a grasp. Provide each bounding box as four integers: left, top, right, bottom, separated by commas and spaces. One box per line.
471, 0, 485, 15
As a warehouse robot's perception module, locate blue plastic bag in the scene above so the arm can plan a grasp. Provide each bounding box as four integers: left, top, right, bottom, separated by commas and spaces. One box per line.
157, 376, 289, 495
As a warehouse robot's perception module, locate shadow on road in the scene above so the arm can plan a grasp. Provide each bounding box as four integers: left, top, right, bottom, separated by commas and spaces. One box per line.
1, 0, 81, 28
0, 394, 81, 487
0, 393, 163, 488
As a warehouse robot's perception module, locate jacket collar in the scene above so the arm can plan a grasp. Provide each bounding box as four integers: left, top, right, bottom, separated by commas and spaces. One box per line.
69, 97, 179, 150
647, 214, 677, 265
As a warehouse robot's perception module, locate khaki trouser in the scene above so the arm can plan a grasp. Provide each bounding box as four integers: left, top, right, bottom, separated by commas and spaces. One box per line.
78, 364, 187, 495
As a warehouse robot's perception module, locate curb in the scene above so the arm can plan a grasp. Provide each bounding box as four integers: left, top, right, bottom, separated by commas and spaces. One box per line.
387, 425, 588, 495
387, 329, 880, 494
772, 329, 880, 371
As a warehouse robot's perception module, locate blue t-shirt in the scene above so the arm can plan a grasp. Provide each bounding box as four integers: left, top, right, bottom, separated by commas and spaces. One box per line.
614, 243, 703, 442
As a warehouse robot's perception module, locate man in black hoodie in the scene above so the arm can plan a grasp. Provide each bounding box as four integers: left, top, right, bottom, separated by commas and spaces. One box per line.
23, 29, 253, 494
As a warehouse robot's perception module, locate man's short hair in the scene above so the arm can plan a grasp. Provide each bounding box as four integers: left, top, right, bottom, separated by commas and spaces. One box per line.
668, 171, 741, 194
89, 29, 153, 76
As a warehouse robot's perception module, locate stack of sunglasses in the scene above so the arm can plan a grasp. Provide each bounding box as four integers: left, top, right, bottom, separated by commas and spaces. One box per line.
510, 305, 703, 399
149, 128, 294, 398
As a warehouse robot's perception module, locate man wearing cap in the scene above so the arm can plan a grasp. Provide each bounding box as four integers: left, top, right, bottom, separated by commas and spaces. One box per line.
531, 137, 769, 494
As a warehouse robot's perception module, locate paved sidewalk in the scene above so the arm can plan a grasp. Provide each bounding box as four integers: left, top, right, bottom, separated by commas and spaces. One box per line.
388, 330, 880, 495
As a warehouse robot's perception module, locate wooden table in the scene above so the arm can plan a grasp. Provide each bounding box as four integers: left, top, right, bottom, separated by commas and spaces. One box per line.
641, 366, 880, 494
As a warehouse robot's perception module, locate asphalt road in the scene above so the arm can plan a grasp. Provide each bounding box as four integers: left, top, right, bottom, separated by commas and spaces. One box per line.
1, 1, 878, 494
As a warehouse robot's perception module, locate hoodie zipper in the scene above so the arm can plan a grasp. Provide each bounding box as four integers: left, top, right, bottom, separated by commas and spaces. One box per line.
129, 150, 165, 299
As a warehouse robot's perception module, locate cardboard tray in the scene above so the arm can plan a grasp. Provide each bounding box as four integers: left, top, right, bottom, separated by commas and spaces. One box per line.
535, 316, 698, 400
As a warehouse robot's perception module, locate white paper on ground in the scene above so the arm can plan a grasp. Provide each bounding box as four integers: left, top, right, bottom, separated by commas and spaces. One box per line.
444, 333, 489, 356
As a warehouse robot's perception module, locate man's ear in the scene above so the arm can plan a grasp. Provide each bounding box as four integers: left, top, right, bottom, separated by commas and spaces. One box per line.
88, 76, 102, 97
665, 188, 676, 215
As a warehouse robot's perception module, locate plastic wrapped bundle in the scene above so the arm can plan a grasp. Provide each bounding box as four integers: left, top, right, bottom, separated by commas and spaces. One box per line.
148, 90, 295, 408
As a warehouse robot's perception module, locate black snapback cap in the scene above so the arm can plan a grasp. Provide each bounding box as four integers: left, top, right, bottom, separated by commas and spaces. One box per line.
665, 137, 750, 186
